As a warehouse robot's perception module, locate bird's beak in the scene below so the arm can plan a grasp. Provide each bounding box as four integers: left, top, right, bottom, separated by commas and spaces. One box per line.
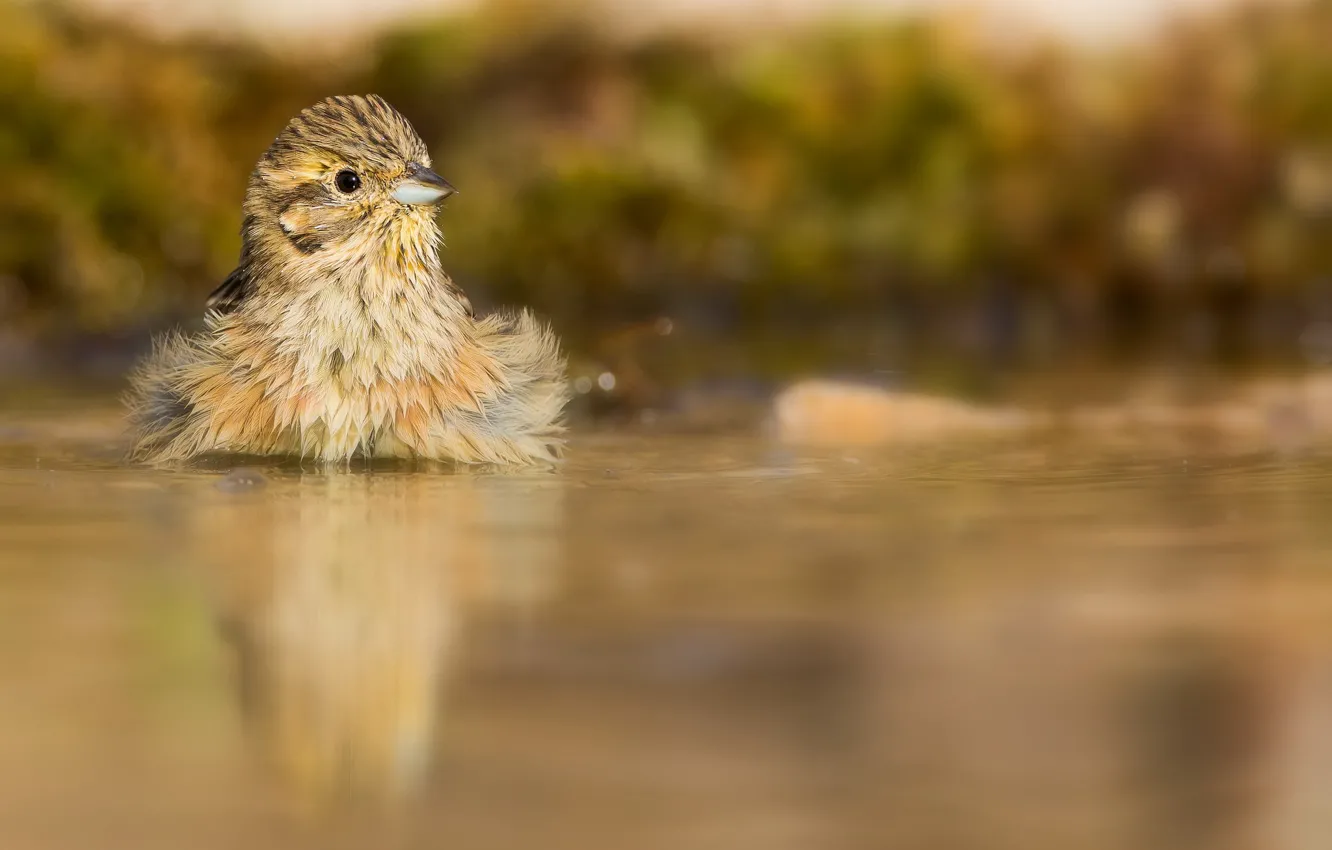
392, 163, 457, 206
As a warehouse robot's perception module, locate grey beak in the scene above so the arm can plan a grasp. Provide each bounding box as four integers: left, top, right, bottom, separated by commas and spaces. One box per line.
392, 163, 457, 206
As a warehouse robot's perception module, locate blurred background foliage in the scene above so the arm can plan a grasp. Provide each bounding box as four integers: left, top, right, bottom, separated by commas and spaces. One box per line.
2, 0, 1332, 372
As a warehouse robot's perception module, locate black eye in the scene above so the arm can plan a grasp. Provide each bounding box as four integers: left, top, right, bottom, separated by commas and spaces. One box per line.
334, 170, 361, 193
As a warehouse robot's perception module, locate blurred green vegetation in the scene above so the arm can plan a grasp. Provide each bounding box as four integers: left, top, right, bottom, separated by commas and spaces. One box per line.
2, 0, 1332, 358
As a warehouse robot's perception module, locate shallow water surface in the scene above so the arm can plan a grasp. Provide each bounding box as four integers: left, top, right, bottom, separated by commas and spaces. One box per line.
2, 400, 1332, 850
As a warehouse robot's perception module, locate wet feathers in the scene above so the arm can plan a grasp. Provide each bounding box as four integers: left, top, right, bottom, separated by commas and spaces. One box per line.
125, 95, 569, 465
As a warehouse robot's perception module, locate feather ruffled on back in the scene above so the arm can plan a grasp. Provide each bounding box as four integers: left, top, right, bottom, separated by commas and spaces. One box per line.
123, 330, 209, 462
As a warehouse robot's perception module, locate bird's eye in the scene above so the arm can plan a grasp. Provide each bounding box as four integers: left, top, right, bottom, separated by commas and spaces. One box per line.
334, 170, 361, 194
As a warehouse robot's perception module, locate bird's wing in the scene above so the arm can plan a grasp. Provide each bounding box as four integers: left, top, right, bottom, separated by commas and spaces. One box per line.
205, 265, 253, 315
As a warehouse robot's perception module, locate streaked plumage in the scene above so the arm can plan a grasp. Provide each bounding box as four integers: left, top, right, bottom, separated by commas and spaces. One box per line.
125, 95, 568, 465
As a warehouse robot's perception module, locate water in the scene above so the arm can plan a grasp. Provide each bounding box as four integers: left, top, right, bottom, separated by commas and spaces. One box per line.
3, 397, 1332, 850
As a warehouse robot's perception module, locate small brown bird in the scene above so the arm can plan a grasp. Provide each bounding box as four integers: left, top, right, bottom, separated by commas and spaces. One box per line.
126, 95, 568, 466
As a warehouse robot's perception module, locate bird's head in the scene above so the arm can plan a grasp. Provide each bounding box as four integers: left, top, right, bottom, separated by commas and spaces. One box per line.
241, 95, 455, 275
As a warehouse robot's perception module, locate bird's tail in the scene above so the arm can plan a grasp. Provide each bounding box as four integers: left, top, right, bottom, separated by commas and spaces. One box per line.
471, 309, 570, 463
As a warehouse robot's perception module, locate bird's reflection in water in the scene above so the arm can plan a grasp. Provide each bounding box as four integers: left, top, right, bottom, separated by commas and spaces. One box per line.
193, 470, 565, 812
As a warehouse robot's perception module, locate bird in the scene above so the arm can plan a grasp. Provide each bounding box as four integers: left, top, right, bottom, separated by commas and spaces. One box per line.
124, 95, 569, 467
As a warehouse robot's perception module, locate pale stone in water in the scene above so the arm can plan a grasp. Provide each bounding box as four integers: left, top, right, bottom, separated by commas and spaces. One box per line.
769, 379, 1033, 446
